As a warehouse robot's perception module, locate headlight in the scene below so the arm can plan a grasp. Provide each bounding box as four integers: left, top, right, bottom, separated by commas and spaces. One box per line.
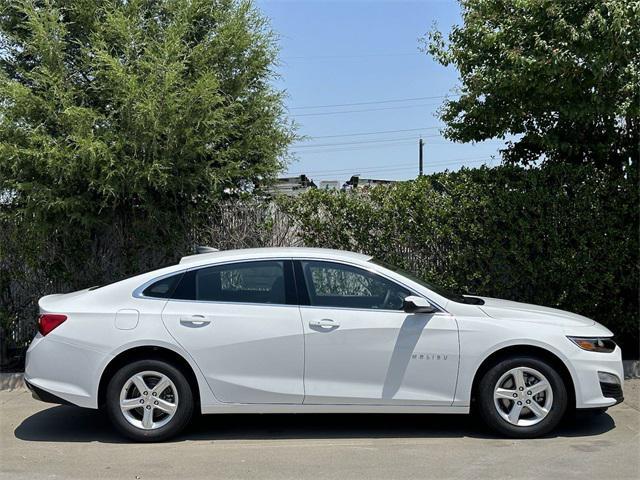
567, 336, 616, 353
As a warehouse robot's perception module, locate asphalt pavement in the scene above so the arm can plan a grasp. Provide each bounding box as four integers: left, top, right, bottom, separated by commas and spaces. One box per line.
1, 380, 638, 480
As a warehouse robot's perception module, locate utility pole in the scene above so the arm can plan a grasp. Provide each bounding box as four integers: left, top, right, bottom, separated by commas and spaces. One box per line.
419, 137, 424, 176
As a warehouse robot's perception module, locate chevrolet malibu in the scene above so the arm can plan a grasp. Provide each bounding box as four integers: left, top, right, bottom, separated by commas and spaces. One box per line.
25, 247, 624, 441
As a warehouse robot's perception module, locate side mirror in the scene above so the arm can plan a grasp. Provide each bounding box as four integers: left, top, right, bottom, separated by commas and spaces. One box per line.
403, 295, 437, 314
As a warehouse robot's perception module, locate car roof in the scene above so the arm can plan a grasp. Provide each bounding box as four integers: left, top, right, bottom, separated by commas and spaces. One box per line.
178, 247, 372, 266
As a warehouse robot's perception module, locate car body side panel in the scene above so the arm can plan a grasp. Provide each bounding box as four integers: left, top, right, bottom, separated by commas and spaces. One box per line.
161, 301, 305, 404
301, 309, 459, 405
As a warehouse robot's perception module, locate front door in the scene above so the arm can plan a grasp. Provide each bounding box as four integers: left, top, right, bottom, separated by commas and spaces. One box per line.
162, 259, 305, 404
296, 260, 459, 405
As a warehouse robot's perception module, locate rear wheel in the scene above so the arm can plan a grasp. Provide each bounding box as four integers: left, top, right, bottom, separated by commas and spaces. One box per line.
477, 356, 567, 438
106, 359, 194, 442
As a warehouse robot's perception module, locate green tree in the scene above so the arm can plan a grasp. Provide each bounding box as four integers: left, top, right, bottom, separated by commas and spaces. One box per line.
0, 0, 296, 366
0, 0, 293, 263
424, 0, 639, 167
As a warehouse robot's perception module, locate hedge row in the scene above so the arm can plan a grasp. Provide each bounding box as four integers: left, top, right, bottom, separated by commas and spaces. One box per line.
1, 163, 638, 369
281, 164, 639, 357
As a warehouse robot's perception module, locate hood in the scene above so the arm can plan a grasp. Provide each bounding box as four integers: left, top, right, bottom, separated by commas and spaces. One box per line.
476, 296, 596, 328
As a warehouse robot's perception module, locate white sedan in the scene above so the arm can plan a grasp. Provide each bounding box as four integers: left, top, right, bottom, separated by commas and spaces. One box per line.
25, 247, 624, 441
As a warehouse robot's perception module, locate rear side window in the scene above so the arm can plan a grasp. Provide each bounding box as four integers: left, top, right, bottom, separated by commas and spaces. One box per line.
142, 273, 184, 298
172, 260, 295, 305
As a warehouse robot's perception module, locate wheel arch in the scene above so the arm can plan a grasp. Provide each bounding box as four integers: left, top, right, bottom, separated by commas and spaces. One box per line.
470, 344, 577, 410
98, 345, 201, 411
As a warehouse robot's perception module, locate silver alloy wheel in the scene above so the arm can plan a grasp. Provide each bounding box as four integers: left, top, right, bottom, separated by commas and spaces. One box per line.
119, 370, 178, 430
493, 366, 553, 427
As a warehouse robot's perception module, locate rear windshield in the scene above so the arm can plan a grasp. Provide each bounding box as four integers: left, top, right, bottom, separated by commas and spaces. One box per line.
369, 258, 484, 305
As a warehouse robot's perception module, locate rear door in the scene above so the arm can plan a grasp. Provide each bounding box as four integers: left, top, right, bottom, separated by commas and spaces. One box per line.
296, 260, 459, 406
161, 259, 305, 404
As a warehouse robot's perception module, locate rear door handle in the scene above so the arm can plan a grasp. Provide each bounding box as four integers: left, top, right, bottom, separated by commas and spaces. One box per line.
179, 315, 211, 327
309, 319, 339, 328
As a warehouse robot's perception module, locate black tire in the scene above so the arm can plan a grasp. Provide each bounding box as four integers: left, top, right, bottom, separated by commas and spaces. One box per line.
105, 359, 194, 442
477, 356, 568, 438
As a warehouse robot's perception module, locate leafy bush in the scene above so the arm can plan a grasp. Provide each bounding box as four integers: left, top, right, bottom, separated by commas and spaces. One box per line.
0, 198, 296, 370
0, 0, 295, 370
281, 163, 639, 357
1, 164, 637, 370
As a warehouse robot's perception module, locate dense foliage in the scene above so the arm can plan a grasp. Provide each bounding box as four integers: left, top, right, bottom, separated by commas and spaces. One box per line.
0, 0, 294, 367
424, 0, 639, 167
281, 164, 639, 357
2, 164, 638, 368
0, 0, 293, 269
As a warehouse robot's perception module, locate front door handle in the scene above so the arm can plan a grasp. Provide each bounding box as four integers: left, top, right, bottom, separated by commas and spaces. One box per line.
309, 318, 339, 328
180, 315, 211, 327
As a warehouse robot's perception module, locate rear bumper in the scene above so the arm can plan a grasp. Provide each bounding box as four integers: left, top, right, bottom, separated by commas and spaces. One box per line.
25, 334, 109, 409
25, 379, 75, 406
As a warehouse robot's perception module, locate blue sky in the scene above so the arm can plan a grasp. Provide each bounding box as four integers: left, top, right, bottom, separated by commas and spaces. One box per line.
257, 0, 506, 184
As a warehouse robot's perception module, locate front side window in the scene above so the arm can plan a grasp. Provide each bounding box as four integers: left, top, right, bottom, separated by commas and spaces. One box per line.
299, 261, 410, 310
172, 260, 292, 305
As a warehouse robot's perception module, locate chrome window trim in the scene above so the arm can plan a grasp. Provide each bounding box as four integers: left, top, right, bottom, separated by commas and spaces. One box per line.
298, 304, 452, 315
131, 256, 448, 313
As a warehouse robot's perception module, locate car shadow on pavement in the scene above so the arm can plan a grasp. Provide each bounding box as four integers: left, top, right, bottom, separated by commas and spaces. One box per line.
14, 405, 616, 444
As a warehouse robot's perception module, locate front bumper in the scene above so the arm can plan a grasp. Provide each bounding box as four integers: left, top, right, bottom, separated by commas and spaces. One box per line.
569, 345, 624, 409
599, 380, 624, 405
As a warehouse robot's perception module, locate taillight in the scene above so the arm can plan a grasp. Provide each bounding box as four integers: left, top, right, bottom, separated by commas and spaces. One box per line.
38, 314, 67, 336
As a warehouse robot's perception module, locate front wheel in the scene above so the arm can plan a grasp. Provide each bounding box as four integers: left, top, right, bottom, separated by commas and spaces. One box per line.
105, 359, 194, 442
477, 356, 567, 438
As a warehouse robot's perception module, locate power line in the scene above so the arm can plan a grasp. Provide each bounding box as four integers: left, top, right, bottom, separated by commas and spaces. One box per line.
291, 139, 506, 155
295, 126, 441, 141
289, 95, 458, 110
291, 135, 447, 154
282, 52, 422, 60
293, 128, 508, 143
427, 140, 507, 145
292, 140, 417, 155
291, 102, 441, 117
293, 137, 416, 149
291, 134, 442, 150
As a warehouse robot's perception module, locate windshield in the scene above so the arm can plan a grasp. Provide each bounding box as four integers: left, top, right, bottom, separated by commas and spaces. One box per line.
370, 258, 484, 305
